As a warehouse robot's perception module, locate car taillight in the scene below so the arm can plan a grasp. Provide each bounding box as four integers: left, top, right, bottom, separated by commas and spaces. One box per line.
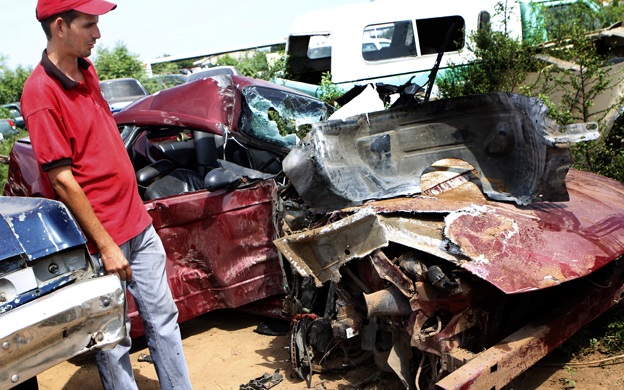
7, 119, 15, 129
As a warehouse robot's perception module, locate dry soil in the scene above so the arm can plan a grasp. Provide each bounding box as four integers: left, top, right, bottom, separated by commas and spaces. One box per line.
37, 310, 624, 390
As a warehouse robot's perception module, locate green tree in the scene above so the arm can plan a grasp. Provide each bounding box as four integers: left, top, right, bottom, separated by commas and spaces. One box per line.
93, 42, 146, 81
439, 2, 624, 181
520, 3, 624, 176
0, 55, 32, 104
214, 51, 288, 81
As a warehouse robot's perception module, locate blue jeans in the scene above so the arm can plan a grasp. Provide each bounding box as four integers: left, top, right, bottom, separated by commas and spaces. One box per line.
93, 225, 193, 390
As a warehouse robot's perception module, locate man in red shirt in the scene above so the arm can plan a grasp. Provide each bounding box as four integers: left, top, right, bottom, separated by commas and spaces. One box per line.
21, 1, 193, 389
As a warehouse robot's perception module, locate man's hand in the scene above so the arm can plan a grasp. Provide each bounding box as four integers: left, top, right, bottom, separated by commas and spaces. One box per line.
47, 165, 132, 281
99, 243, 133, 281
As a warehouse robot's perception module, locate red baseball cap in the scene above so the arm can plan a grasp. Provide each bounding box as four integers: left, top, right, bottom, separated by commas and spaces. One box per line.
36, 0, 117, 22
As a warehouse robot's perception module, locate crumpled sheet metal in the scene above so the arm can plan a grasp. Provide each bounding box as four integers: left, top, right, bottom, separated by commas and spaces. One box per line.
276, 169, 624, 294
283, 92, 599, 211
436, 260, 624, 390
273, 208, 390, 286
273, 208, 460, 287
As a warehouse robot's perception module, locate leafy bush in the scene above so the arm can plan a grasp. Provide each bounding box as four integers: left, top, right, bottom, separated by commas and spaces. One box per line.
0, 55, 32, 105
317, 72, 343, 107
522, 4, 624, 176
571, 115, 624, 182
439, 1, 624, 183
0, 129, 29, 190
438, 28, 536, 97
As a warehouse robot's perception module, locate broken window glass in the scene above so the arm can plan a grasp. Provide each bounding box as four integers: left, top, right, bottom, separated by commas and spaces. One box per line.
239, 86, 335, 149
362, 21, 416, 61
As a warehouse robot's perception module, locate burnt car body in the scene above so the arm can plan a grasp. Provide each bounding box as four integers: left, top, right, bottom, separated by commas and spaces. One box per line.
0, 197, 125, 390
4, 73, 624, 389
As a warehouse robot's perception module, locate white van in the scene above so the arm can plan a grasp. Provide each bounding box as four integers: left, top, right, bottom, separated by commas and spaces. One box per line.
280, 0, 602, 96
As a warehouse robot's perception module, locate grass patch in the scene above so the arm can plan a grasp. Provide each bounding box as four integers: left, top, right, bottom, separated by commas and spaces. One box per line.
556, 304, 624, 359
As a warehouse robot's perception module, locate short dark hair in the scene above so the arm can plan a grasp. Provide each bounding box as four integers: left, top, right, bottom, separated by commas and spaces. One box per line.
40, 10, 81, 40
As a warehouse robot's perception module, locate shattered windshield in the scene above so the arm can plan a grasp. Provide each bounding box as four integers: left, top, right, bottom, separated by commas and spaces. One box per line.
239, 86, 335, 149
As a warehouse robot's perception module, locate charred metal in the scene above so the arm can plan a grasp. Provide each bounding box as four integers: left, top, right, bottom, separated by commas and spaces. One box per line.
283, 92, 599, 210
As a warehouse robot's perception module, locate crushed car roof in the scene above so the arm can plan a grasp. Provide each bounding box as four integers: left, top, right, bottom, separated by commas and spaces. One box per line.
114, 75, 314, 136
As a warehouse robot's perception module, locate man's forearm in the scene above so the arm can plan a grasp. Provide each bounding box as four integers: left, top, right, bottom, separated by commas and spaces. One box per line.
46, 165, 132, 280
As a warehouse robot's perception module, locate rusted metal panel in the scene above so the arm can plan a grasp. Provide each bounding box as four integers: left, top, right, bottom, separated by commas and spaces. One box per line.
342, 168, 624, 294
435, 260, 624, 390
283, 92, 599, 210
127, 180, 284, 337
279, 165, 624, 389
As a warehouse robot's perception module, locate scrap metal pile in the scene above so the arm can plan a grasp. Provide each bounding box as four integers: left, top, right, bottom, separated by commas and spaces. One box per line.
273, 92, 624, 389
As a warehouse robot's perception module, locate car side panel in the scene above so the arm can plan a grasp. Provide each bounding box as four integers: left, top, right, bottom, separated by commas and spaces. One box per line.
127, 180, 283, 337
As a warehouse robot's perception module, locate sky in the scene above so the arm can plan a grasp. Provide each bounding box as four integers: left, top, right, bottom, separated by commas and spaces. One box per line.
0, 0, 366, 70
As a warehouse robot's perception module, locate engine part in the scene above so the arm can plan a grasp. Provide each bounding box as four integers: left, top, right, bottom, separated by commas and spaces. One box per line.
364, 286, 412, 318
427, 266, 461, 294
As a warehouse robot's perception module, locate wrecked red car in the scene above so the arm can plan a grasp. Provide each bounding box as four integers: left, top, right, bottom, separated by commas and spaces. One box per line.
3, 75, 335, 337
5, 75, 624, 390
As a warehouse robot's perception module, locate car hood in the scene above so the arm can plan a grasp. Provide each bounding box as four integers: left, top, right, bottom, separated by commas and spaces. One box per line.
0, 197, 85, 264
275, 168, 624, 294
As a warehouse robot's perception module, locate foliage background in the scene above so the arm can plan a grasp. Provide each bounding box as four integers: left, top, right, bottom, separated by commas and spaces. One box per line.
438, 1, 624, 183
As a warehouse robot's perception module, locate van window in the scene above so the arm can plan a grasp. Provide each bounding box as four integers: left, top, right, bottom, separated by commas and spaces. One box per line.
362, 21, 416, 61
307, 35, 332, 59
416, 16, 465, 55
478, 11, 491, 33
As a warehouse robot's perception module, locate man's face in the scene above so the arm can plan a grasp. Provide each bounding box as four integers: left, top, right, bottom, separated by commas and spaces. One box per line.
61, 12, 101, 58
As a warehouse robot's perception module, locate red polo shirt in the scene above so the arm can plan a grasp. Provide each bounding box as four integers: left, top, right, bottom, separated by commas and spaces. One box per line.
21, 51, 152, 253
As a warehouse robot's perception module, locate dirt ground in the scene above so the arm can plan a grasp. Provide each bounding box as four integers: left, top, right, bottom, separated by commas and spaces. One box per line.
36, 310, 624, 390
